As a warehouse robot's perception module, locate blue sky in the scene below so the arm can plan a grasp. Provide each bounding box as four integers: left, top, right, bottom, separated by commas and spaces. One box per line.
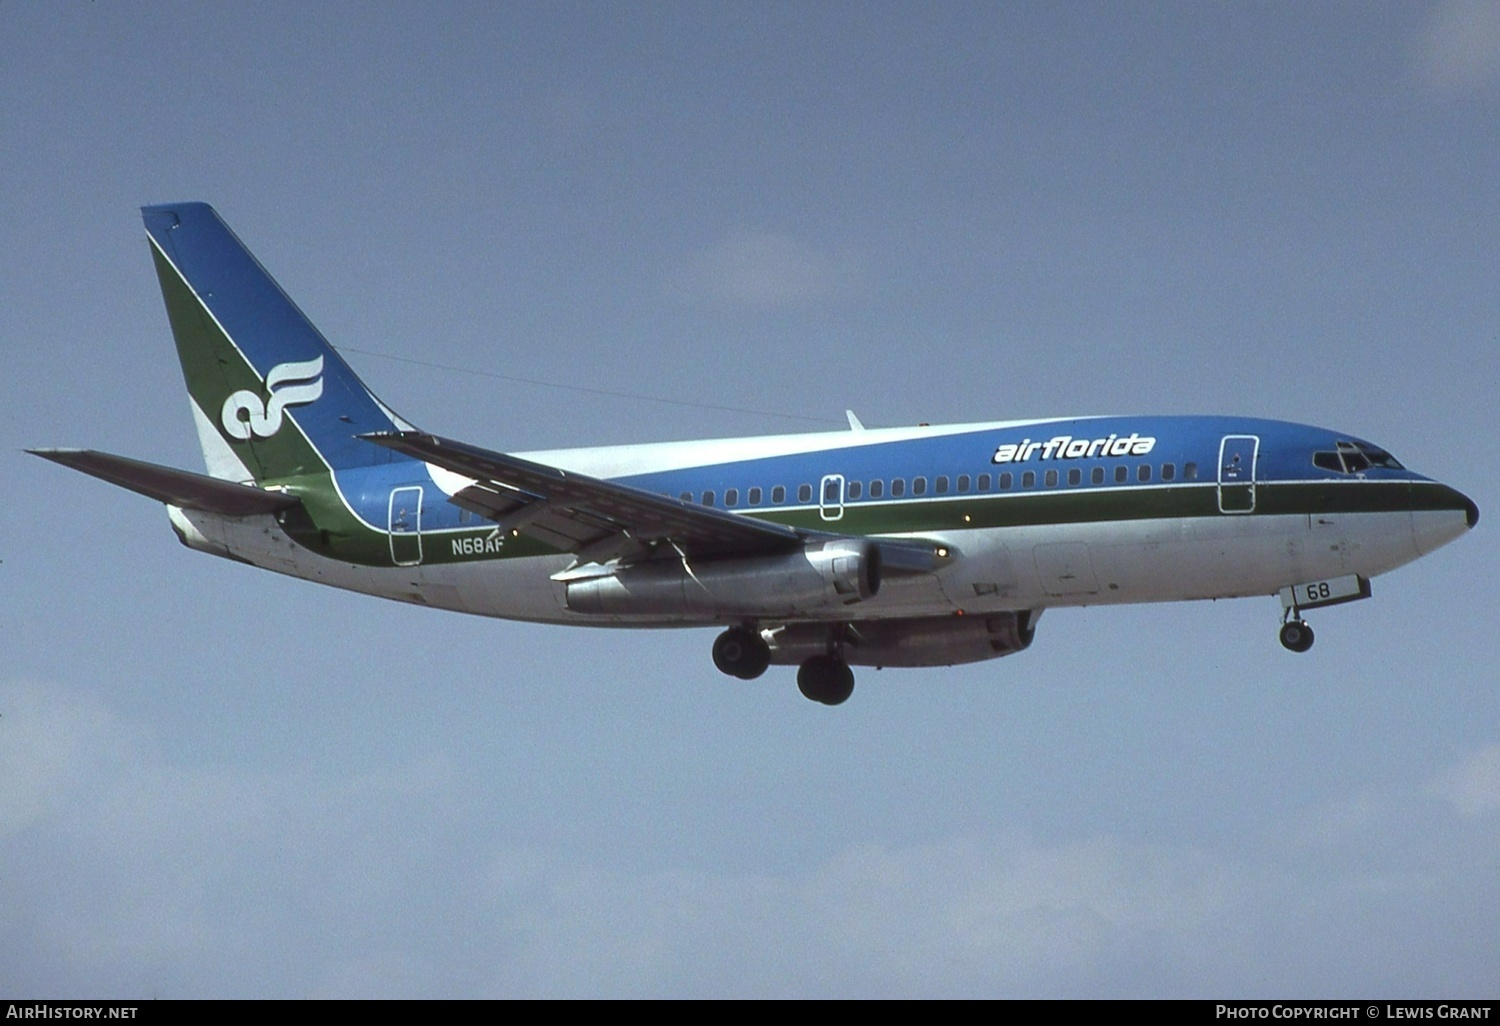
2, 1, 1497, 997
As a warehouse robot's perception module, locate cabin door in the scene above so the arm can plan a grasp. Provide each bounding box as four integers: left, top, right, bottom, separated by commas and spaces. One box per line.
389, 486, 424, 565
819, 474, 846, 521
1217, 436, 1259, 513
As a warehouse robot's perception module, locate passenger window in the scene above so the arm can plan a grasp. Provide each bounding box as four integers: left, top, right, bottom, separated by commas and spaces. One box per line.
1045, 469, 1058, 487
891, 479, 906, 498
1184, 462, 1198, 480
1067, 468, 1081, 486
847, 480, 862, 500
748, 486, 762, 505
680, 492, 692, 502
869, 479, 884, 498
957, 474, 971, 493
822, 479, 839, 503
999, 472, 1012, 490
725, 488, 739, 506
913, 477, 927, 496
1162, 463, 1175, 481
1115, 466, 1128, 484
1022, 471, 1035, 488
772, 485, 786, 504
1091, 466, 1104, 485
798, 483, 812, 503
1138, 465, 1152, 482
702, 491, 715, 506
979, 473, 992, 491
936, 475, 949, 494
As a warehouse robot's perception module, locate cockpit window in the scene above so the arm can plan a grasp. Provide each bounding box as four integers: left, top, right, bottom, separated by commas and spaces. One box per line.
1313, 440, 1404, 475
1357, 442, 1403, 469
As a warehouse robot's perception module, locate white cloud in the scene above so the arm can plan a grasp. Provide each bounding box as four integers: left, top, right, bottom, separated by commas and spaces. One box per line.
1413, 0, 1500, 98
0, 680, 463, 997
0, 682, 128, 839
1431, 743, 1500, 817
676, 228, 868, 309
3, 679, 1495, 997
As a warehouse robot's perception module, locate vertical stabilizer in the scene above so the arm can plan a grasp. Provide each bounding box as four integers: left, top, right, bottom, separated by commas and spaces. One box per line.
142, 203, 413, 483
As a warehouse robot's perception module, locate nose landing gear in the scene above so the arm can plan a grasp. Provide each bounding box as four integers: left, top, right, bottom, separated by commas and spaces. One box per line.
1279, 617, 1315, 653
1275, 575, 1373, 653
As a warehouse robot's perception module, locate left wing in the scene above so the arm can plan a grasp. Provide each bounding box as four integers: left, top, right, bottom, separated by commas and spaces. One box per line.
362, 430, 808, 565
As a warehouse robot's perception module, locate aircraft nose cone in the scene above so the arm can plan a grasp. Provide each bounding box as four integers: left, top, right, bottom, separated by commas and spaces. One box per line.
1410, 483, 1478, 555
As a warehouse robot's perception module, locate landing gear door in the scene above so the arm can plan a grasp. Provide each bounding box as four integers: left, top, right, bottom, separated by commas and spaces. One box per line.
1218, 435, 1259, 514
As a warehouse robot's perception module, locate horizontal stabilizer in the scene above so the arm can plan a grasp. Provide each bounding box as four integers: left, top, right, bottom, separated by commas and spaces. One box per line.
29, 449, 300, 516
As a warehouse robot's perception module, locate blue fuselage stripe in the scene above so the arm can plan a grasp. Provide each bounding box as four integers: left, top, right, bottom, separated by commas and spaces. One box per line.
330, 416, 1435, 534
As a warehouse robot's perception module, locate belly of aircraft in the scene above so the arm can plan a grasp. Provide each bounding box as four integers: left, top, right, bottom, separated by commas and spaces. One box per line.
931, 510, 1423, 611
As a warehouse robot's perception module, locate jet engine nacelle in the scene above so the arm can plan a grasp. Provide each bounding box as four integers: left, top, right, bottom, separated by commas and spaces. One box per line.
565, 540, 880, 618
766, 610, 1037, 668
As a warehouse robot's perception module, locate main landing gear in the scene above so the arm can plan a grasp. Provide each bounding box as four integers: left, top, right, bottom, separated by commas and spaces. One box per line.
796, 654, 855, 706
1279, 614, 1315, 653
710, 624, 856, 705
711, 626, 771, 680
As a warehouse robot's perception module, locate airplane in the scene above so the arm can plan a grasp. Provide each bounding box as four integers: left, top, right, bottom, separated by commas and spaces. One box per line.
32, 203, 1478, 705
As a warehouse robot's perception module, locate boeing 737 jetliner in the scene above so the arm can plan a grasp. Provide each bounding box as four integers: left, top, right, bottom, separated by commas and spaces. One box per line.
32, 204, 1478, 704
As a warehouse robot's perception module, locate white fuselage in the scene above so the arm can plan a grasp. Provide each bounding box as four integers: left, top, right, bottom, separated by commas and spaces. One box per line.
168, 499, 1465, 627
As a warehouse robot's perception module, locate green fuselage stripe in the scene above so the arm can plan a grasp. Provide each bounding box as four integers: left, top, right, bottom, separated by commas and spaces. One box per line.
742, 479, 1451, 534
